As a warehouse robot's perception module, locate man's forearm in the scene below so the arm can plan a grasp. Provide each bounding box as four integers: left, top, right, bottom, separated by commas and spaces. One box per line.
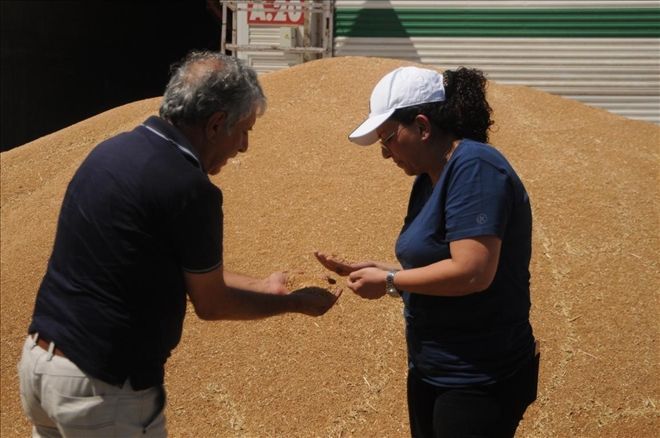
186, 268, 336, 320
223, 271, 268, 293
205, 286, 299, 320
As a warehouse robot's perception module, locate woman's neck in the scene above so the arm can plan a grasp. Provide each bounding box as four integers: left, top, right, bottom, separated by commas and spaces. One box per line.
429, 138, 462, 186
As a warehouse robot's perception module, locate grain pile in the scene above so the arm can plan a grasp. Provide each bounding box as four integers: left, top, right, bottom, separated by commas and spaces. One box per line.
1, 56, 659, 437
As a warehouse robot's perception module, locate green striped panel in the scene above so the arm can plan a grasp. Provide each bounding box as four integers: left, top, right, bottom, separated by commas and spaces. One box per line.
334, 8, 660, 38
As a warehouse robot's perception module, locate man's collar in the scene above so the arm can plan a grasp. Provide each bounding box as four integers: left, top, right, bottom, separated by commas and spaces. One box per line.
141, 116, 204, 170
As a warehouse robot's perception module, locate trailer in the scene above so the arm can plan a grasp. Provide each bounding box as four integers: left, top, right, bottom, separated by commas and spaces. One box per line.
215, 0, 660, 124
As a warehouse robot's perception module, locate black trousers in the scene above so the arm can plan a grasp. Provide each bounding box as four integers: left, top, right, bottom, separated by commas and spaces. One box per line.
407, 353, 539, 438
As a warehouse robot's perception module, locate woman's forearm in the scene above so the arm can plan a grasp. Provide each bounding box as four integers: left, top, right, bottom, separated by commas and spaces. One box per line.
394, 236, 501, 297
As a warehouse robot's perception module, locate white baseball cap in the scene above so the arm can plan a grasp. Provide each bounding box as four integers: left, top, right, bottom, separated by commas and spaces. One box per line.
348, 66, 445, 146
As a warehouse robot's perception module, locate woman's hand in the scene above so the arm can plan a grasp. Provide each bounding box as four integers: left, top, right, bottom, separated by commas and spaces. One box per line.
313, 251, 376, 276
347, 267, 388, 300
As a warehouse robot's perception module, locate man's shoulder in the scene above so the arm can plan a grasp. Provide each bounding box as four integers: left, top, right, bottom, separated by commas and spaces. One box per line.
88, 124, 197, 174
75, 125, 213, 203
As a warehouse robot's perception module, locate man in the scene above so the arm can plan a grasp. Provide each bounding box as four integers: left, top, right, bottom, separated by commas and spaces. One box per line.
18, 50, 340, 437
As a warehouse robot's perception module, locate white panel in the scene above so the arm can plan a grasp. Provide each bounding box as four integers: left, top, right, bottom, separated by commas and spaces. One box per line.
246, 26, 305, 74
245, 53, 304, 74
334, 37, 660, 124
335, 1, 660, 8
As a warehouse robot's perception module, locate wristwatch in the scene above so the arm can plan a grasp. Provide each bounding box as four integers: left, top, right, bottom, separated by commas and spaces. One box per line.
385, 270, 400, 297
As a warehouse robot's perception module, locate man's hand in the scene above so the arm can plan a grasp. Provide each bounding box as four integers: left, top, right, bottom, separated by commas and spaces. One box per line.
291, 286, 342, 316
186, 266, 342, 320
347, 267, 388, 300
262, 271, 289, 295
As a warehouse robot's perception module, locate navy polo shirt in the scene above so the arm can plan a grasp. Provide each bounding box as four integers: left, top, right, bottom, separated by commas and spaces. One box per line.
396, 139, 535, 387
29, 116, 222, 389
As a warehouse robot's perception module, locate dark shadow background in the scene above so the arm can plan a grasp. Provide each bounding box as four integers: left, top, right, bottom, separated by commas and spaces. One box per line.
1, 1, 222, 152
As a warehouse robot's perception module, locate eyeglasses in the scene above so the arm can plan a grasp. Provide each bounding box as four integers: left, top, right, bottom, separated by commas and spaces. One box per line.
379, 124, 401, 153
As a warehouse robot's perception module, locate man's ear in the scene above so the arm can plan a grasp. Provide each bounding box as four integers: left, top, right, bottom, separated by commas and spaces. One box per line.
414, 114, 432, 141
206, 111, 227, 140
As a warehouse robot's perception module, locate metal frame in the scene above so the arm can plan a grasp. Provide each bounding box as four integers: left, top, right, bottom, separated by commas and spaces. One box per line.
218, 1, 334, 58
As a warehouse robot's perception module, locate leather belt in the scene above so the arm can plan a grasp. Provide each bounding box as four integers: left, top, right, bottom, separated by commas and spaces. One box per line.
35, 335, 65, 357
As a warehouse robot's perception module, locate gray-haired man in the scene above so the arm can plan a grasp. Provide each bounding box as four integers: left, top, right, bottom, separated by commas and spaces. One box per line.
19, 50, 340, 437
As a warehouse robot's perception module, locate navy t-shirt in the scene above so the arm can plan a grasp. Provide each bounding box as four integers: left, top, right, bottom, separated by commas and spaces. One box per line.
29, 116, 222, 390
395, 139, 535, 387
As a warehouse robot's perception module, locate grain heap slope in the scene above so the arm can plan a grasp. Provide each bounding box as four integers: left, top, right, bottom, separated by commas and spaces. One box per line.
2, 56, 658, 437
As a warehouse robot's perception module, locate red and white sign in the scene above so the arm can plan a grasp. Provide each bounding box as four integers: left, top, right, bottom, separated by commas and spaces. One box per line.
247, 0, 305, 26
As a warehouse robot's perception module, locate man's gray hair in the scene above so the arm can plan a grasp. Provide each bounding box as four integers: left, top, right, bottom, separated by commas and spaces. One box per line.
160, 51, 266, 131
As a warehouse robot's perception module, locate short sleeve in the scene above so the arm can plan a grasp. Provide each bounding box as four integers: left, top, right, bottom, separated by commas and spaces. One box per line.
171, 181, 223, 273
445, 158, 512, 242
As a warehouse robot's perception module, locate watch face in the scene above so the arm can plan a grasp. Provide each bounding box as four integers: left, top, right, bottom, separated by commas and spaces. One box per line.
385, 271, 398, 297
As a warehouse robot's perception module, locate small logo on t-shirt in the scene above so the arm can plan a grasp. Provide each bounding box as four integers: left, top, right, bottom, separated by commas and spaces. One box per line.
476, 213, 488, 224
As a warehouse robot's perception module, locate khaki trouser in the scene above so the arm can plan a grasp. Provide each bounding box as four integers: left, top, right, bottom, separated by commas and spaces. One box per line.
18, 334, 167, 437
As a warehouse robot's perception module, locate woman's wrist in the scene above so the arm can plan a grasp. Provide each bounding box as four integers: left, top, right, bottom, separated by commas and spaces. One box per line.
385, 269, 401, 297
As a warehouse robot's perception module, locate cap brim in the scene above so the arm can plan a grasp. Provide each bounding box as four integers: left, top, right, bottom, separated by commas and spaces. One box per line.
347, 110, 395, 146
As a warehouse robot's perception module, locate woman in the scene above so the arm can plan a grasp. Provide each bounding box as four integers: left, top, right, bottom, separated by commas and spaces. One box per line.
315, 66, 538, 437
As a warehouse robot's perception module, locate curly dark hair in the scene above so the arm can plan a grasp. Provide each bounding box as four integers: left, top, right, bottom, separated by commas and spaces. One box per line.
391, 67, 493, 143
